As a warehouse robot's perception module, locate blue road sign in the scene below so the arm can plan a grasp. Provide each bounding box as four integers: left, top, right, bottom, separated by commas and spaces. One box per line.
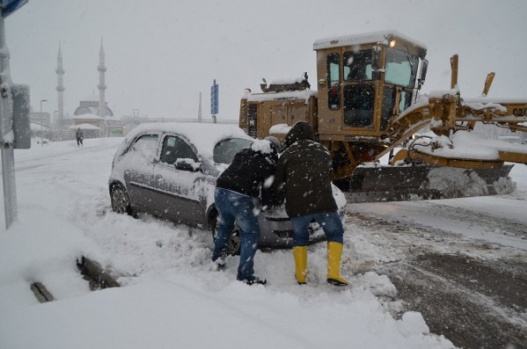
0, 0, 28, 18
211, 80, 219, 115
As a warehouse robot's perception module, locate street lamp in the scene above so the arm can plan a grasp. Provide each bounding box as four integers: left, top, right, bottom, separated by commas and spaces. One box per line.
40, 99, 47, 146
53, 110, 59, 141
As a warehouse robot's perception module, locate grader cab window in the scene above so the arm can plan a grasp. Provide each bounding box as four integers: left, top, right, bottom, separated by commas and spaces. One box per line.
344, 50, 373, 81
343, 84, 375, 127
247, 104, 258, 138
385, 48, 419, 88
327, 53, 341, 110
380, 48, 420, 124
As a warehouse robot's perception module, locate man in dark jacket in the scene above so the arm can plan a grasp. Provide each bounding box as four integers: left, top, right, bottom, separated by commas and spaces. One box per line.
211, 137, 280, 285
274, 122, 348, 286
76, 128, 83, 147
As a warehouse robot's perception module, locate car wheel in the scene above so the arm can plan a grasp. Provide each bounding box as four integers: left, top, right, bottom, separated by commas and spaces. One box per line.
209, 210, 241, 256
110, 183, 135, 216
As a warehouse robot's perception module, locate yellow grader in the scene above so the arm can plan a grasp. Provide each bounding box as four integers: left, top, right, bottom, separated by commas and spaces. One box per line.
239, 31, 527, 202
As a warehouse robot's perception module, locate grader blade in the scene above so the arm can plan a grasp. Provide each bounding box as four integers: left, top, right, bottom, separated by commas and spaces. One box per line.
344, 164, 515, 203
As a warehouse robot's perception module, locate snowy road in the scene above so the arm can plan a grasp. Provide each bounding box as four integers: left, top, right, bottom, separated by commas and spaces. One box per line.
349, 195, 527, 251
344, 166, 527, 348
1, 137, 526, 348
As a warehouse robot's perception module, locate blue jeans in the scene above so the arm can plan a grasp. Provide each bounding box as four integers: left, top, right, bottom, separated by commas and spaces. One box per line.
212, 188, 261, 281
291, 211, 344, 246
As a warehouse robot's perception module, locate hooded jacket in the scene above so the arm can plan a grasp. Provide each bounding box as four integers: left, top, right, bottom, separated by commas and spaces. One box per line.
216, 142, 278, 199
274, 122, 337, 218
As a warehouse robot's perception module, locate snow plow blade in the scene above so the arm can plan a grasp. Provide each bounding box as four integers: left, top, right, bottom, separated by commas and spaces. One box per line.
343, 164, 515, 203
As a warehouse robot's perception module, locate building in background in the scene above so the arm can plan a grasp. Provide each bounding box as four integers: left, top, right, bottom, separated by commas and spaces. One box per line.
29, 111, 52, 143
55, 39, 123, 140
74, 99, 113, 117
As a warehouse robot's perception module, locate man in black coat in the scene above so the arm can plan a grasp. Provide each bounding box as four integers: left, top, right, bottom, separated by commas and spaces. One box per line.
274, 122, 348, 286
76, 128, 83, 147
211, 137, 280, 285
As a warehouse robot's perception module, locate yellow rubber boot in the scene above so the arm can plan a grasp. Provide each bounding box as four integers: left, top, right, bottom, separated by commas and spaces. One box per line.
327, 242, 348, 286
293, 246, 308, 284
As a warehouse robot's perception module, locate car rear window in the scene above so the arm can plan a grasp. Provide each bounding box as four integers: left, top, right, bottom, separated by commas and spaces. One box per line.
213, 138, 253, 164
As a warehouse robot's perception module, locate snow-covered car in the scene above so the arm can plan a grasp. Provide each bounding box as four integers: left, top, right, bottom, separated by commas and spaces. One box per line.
108, 122, 347, 254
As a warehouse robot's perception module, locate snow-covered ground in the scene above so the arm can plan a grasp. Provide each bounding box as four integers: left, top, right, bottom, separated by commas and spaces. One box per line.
0, 135, 525, 348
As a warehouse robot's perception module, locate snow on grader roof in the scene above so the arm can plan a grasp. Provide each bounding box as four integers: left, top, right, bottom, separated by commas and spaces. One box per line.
313, 30, 427, 56
245, 89, 316, 103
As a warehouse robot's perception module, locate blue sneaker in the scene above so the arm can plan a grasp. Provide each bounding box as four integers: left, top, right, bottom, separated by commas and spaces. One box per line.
210, 257, 226, 271
240, 276, 267, 285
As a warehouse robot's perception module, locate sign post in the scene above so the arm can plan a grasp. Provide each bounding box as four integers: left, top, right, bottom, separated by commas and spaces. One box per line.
1, 0, 29, 229
210, 79, 219, 123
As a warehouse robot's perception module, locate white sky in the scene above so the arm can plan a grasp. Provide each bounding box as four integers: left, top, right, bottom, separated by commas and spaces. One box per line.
4, 0, 527, 121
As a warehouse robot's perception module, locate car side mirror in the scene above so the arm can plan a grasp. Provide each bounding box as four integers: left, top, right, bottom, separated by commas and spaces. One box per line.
175, 158, 201, 172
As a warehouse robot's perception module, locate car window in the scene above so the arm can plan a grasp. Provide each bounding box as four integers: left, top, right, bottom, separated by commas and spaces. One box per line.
160, 135, 198, 164
213, 138, 253, 164
129, 134, 159, 159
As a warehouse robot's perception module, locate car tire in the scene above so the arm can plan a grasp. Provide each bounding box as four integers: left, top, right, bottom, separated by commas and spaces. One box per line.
209, 209, 241, 256
110, 183, 135, 216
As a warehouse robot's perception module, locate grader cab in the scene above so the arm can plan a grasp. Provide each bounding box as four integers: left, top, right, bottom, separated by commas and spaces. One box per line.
239, 31, 527, 202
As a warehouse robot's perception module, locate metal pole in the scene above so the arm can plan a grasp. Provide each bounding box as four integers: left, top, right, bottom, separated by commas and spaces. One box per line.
53, 110, 58, 141
40, 99, 47, 146
0, 14, 17, 228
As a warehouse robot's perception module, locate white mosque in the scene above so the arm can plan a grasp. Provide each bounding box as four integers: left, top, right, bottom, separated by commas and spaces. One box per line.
56, 39, 123, 139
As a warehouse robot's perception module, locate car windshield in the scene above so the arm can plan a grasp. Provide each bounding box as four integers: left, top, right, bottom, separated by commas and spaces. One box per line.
213, 137, 253, 164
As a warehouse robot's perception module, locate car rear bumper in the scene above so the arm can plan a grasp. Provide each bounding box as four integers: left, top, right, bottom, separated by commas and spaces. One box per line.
257, 205, 346, 249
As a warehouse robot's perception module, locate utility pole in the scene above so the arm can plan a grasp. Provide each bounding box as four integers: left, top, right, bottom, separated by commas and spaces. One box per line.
0, 14, 16, 228
0, 0, 30, 229
211, 79, 218, 124
40, 99, 47, 146
198, 92, 202, 123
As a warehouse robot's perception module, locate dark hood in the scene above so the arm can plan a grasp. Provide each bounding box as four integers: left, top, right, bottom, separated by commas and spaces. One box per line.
284, 122, 316, 148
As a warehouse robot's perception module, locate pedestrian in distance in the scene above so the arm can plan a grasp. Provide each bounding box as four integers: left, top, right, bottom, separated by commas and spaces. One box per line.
76, 127, 83, 147
211, 136, 281, 285
273, 121, 348, 286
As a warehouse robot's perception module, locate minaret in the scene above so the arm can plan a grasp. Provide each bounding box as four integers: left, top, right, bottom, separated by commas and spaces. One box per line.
97, 38, 107, 118
55, 42, 65, 124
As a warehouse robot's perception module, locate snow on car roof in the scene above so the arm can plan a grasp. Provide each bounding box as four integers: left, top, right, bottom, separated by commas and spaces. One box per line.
124, 122, 253, 158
